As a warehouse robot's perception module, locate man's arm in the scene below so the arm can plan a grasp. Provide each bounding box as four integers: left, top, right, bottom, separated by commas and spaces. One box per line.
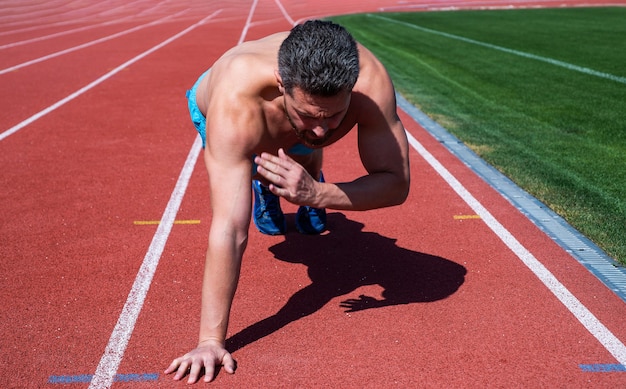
255, 75, 409, 211
165, 146, 252, 383
334, 94, 410, 210
166, 82, 256, 382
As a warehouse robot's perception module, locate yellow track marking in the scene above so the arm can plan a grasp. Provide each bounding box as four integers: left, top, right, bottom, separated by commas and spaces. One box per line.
453, 215, 481, 220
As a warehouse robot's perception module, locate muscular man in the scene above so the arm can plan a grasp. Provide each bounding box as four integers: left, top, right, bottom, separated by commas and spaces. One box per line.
165, 20, 410, 383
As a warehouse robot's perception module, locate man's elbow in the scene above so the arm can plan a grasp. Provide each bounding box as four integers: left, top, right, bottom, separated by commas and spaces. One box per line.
389, 175, 410, 207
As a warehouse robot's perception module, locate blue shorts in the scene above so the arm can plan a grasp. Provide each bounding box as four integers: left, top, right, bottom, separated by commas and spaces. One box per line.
186, 70, 315, 159
186, 70, 210, 148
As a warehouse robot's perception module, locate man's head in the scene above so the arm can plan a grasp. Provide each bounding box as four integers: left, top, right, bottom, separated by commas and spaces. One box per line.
277, 20, 359, 97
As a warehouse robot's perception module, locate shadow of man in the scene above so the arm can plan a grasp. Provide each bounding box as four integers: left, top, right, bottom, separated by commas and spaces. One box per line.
226, 212, 466, 353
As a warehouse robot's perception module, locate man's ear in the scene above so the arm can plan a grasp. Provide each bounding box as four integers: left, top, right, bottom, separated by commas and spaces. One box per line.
275, 70, 285, 94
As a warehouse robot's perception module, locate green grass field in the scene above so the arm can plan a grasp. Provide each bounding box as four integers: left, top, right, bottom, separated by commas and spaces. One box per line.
330, 7, 626, 265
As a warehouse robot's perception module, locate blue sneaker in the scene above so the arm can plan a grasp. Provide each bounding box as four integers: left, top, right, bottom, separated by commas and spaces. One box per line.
295, 172, 327, 234
252, 180, 286, 235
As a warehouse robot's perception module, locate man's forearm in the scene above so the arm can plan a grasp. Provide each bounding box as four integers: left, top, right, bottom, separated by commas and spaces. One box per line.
198, 234, 246, 345
317, 171, 409, 211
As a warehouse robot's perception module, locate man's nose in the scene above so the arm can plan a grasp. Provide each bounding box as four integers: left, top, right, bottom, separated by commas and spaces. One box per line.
312, 121, 328, 137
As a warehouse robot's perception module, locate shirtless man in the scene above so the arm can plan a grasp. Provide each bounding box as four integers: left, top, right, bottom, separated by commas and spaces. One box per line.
165, 20, 410, 383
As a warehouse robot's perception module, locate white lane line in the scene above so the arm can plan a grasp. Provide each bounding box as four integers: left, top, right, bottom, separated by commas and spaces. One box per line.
372, 14, 626, 85
89, 1, 260, 385
274, 0, 295, 26
403, 128, 626, 365
0, 9, 189, 74
86, 9, 225, 387
0, 0, 128, 28
88, 136, 202, 389
0, 18, 92, 38
0, 0, 176, 50
238, 0, 259, 45
0, 19, 128, 50
0, 1, 128, 38
0, 10, 221, 143
0, 0, 70, 24
378, 0, 579, 11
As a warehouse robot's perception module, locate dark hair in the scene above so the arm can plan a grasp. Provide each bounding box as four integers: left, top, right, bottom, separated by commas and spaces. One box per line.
278, 20, 359, 96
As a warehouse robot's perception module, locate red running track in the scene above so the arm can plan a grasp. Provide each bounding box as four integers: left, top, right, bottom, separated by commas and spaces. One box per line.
1, 0, 625, 388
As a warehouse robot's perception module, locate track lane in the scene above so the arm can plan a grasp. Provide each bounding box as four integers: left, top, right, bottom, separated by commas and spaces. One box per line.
119, 1, 625, 387
0, 5, 226, 387
0, 0, 149, 31
1, 1, 624, 387
0, 14, 223, 141
0, 11, 193, 73
121, 108, 626, 387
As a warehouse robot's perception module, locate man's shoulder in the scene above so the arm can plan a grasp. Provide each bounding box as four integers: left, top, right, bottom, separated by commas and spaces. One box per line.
216, 32, 287, 67
353, 44, 394, 103
209, 34, 286, 93
356, 43, 390, 82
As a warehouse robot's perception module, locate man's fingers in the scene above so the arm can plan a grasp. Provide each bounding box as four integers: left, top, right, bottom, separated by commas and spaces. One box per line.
257, 151, 283, 168
164, 358, 179, 374
222, 354, 237, 374
269, 183, 288, 198
255, 158, 285, 183
256, 156, 280, 171
257, 166, 285, 188
187, 362, 203, 384
258, 149, 295, 171
277, 147, 295, 162
166, 344, 235, 383
173, 360, 191, 381
203, 363, 217, 383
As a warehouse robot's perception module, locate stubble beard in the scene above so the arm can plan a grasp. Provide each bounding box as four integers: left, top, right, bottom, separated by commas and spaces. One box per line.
284, 100, 331, 148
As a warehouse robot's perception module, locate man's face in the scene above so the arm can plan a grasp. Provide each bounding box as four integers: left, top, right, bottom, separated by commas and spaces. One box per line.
283, 87, 351, 148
